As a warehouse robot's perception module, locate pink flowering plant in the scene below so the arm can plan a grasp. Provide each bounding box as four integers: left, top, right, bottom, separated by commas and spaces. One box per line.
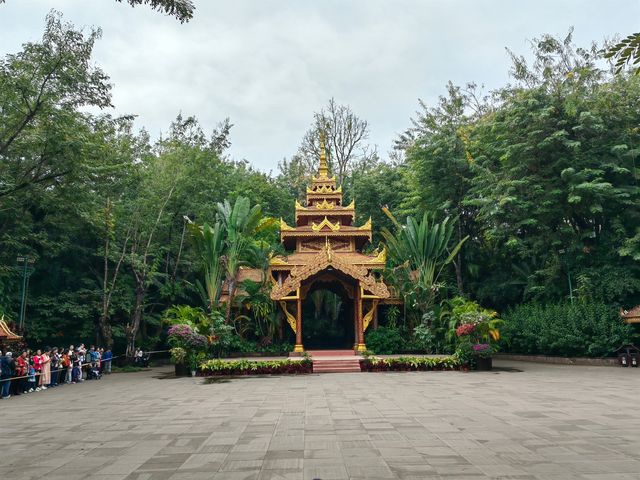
471, 343, 494, 359
167, 323, 209, 370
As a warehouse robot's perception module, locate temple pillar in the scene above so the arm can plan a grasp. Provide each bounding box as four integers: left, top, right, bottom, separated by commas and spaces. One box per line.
294, 296, 304, 353
373, 304, 378, 330
355, 284, 366, 352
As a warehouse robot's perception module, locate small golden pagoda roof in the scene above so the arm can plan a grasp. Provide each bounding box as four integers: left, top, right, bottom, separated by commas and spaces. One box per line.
621, 306, 640, 324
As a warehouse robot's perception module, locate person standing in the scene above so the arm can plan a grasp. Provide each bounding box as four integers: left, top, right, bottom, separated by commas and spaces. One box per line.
15, 351, 28, 394
41, 348, 51, 388
71, 349, 81, 383
32, 349, 43, 390
49, 347, 60, 387
0, 351, 13, 399
103, 348, 113, 374
95, 348, 102, 374
62, 349, 72, 384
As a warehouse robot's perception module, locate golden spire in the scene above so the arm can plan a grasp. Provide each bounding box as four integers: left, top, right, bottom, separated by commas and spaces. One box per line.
318, 132, 329, 179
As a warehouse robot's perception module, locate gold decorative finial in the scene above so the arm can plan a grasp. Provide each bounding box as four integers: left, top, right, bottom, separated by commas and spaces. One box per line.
318, 132, 329, 179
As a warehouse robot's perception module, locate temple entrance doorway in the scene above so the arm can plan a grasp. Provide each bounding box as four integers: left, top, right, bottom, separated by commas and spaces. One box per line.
301, 273, 355, 349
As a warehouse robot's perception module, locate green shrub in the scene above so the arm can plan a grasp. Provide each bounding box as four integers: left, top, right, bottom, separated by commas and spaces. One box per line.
365, 326, 406, 354
199, 358, 312, 375
501, 302, 635, 357
360, 356, 460, 372
224, 336, 292, 355
412, 322, 437, 353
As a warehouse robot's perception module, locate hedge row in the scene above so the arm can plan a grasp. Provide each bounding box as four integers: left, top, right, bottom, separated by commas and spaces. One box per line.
199, 358, 313, 375
501, 302, 636, 357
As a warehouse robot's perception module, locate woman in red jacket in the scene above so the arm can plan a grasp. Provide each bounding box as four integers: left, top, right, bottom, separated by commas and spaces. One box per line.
15, 351, 28, 394
33, 349, 44, 391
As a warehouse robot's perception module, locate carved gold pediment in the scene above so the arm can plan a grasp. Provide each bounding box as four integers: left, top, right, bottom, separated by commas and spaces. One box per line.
311, 217, 340, 232
295, 200, 307, 210
270, 244, 390, 300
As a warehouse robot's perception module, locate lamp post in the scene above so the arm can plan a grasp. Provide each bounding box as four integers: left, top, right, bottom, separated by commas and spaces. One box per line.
16, 255, 35, 330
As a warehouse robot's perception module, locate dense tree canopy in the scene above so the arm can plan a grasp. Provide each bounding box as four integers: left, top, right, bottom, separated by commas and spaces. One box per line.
1, 15, 638, 356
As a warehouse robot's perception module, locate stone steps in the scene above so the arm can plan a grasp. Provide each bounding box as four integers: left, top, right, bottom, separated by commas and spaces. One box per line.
306, 349, 356, 357
312, 358, 362, 373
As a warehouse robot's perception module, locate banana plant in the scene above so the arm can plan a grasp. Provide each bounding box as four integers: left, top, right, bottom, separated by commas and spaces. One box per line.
187, 221, 225, 312
382, 210, 468, 313
215, 197, 277, 323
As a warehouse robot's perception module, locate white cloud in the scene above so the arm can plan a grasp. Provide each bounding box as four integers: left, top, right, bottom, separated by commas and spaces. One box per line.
1, 0, 638, 171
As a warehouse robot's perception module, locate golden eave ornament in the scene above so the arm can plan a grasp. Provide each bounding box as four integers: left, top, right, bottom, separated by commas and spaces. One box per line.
369, 246, 387, 264
315, 199, 335, 210
358, 216, 372, 230
307, 184, 341, 194
280, 218, 294, 231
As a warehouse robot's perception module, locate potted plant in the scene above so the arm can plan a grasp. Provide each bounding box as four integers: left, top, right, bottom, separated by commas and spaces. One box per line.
167, 324, 208, 377
450, 298, 502, 371
472, 343, 494, 371
170, 346, 189, 376
184, 333, 208, 377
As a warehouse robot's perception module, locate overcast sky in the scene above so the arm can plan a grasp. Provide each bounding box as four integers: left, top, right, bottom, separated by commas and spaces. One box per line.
1, 0, 639, 172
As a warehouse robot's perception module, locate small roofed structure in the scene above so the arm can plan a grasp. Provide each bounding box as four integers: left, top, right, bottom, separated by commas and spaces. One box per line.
0, 315, 24, 351
219, 267, 265, 305
620, 305, 640, 324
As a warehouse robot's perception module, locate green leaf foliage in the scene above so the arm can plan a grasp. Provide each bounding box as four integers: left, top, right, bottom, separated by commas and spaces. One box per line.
501, 302, 636, 357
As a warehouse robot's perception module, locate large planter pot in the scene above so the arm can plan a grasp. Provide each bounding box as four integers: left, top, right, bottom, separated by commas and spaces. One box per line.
475, 357, 492, 371
174, 363, 190, 377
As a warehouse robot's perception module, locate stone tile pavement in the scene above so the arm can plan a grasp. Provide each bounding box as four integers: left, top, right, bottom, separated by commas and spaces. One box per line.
0, 361, 639, 479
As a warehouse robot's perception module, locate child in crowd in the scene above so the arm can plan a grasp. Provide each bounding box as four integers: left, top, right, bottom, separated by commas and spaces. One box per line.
27, 363, 37, 392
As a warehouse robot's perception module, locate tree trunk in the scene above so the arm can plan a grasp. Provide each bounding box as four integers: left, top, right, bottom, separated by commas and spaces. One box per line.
98, 314, 113, 348
454, 255, 465, 295
454, 221, 465, 295
225, 278, 236, 323
126, 285, 145, 357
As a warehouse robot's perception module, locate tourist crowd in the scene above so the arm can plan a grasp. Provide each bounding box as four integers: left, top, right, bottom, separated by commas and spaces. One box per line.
0, 344, 114, 399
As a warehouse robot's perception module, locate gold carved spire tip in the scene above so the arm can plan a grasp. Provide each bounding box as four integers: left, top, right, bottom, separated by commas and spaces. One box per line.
318, 133, 329, 179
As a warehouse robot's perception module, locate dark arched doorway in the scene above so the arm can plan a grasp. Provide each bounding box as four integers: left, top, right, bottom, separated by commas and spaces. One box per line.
300, 271, 355, 349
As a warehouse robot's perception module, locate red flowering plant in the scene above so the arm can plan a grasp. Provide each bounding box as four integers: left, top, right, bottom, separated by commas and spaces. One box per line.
447, 297, 502, 366
455, 323, 476, 337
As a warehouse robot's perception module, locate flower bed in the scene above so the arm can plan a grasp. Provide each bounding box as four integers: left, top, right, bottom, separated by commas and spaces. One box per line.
360, 356, 460, 372
199, 358, 313, 376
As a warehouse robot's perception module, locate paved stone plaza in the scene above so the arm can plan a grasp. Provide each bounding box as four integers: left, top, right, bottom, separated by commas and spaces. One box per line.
1, 361, 639, 480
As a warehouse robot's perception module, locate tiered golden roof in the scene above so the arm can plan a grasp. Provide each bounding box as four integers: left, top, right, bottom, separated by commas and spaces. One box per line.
270, 138, 386, 290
